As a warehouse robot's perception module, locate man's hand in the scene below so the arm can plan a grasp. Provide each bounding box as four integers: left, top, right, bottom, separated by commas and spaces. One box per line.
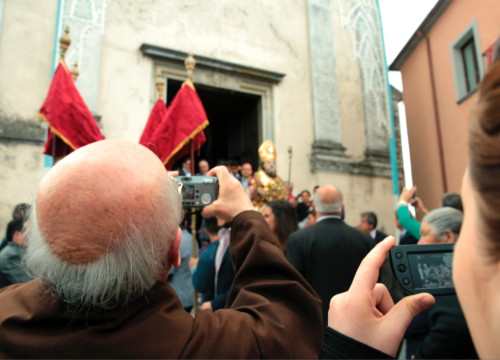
201, 166, 253, 223
200, 301, 213, 311
327, 236, 435, 357
412, 197, 429, 215
399, 186, 417, 204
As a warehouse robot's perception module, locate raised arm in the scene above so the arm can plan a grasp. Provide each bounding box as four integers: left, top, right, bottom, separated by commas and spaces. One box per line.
183, 167, 323, 358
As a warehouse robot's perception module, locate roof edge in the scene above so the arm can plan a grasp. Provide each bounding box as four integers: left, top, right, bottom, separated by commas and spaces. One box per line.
389, 0, 453, 71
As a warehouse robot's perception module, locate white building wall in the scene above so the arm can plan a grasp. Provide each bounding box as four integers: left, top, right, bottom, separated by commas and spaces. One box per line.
0, 0, 396, 235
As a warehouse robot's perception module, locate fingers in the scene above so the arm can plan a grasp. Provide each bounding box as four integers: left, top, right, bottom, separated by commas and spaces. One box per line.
201, 166, 253, 221
202, 166, 232, 218
168, 170, 179, 177
400, 186, 417, 203
349, 236, 396, 292
201, 199, 219, 219
385, 293, 435, 334
372, 283, 394, 315
206, 165, 230, 179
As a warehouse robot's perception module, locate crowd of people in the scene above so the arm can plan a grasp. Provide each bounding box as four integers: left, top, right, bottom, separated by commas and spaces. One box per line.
2, 50, 500, 360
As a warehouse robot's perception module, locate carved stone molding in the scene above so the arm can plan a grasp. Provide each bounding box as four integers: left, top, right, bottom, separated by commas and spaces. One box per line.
0, 115, 45, 144
140, 44, 286, 84
310, 141, 391, 177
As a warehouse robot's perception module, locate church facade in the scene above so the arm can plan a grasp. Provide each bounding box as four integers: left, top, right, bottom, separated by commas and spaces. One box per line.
0, 0, 399, 233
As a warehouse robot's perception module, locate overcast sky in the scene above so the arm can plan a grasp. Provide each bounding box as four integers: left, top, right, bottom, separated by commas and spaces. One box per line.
378, 0, 439, 90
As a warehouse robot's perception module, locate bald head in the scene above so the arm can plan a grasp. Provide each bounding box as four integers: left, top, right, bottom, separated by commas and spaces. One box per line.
314, 185, 343, 215
25, 140, 182, 308
36, 139, 180, 264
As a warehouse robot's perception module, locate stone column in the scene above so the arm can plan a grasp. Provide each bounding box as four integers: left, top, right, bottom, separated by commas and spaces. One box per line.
307, 0, 349, 172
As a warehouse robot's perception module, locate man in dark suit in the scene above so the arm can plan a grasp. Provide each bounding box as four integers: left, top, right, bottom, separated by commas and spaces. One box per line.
287, 185, 375, 324
359, 211, 388, 243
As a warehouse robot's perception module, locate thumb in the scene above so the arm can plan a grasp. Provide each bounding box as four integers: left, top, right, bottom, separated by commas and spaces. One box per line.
385, 293, 435, 333
201, 200, 220, 219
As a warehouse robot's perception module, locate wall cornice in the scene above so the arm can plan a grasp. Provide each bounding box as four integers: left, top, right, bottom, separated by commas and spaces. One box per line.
140, 44, 286, 83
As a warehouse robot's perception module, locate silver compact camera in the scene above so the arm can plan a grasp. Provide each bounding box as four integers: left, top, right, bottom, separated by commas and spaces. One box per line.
178, 176, 219, 209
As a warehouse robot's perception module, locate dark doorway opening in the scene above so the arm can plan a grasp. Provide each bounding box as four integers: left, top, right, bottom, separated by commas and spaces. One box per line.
167, 79, 261, 173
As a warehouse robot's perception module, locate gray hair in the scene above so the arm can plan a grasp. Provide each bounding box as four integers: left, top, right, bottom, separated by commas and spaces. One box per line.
422, 207, 463, 240
23, 173, 182, 309
314, 187, 343, 213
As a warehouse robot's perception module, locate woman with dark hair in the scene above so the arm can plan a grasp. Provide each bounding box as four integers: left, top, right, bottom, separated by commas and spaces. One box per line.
260, 200, 298, 252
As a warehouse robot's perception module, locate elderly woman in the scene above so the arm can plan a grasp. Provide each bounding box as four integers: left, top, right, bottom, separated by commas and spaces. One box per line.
320, 56, 500, 358
418, 207, 462, 245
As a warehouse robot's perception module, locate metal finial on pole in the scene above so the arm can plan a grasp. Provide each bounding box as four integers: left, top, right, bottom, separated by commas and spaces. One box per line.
155, 69, 165, 99
60, 26, 71, 60
71, 61, 79, 80
184, 53, 196, 83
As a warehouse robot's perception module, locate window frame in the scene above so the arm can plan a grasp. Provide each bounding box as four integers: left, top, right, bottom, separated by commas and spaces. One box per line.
450, 19, 484, 103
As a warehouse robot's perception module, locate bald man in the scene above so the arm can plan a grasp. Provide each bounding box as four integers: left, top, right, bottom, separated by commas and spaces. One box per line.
0, 140, 322, 358
286, 185, 375, 324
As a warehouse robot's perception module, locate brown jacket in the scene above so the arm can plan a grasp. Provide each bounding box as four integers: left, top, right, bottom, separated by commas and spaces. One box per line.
0, 211, 323, 358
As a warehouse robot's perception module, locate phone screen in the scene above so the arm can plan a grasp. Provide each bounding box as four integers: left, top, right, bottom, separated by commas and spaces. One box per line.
407, 252, 453, 290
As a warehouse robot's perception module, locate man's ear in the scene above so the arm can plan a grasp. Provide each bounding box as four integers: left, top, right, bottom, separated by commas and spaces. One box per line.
157, 228, 183, 283
169, 227, 182, 268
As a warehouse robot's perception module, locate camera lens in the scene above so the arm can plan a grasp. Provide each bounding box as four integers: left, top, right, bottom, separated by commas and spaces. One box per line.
201, 193, 212, 205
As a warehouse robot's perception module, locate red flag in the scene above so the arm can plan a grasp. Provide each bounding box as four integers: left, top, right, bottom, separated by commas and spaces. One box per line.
145, 81, 209, 169
139, 98, 167, 145
38, 60, 105, 158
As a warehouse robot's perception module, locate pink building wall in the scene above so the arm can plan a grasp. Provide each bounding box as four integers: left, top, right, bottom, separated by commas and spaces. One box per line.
398, 0, 500, 211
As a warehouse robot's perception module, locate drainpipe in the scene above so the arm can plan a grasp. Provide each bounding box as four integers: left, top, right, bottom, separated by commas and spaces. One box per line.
51, 0, 65, 76
376, 0, 399, 204
44, 0, 65, 169
418, 30, 448, 193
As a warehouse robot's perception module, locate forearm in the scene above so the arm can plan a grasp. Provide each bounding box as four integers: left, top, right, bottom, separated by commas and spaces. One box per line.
397, 205, 421, 239
226, 211, 323, 358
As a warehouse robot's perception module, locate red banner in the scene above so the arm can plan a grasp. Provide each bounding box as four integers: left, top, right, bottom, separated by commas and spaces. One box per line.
139, 98, 167, 145
38, 60, 105, 158
144, 81, 209, 169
